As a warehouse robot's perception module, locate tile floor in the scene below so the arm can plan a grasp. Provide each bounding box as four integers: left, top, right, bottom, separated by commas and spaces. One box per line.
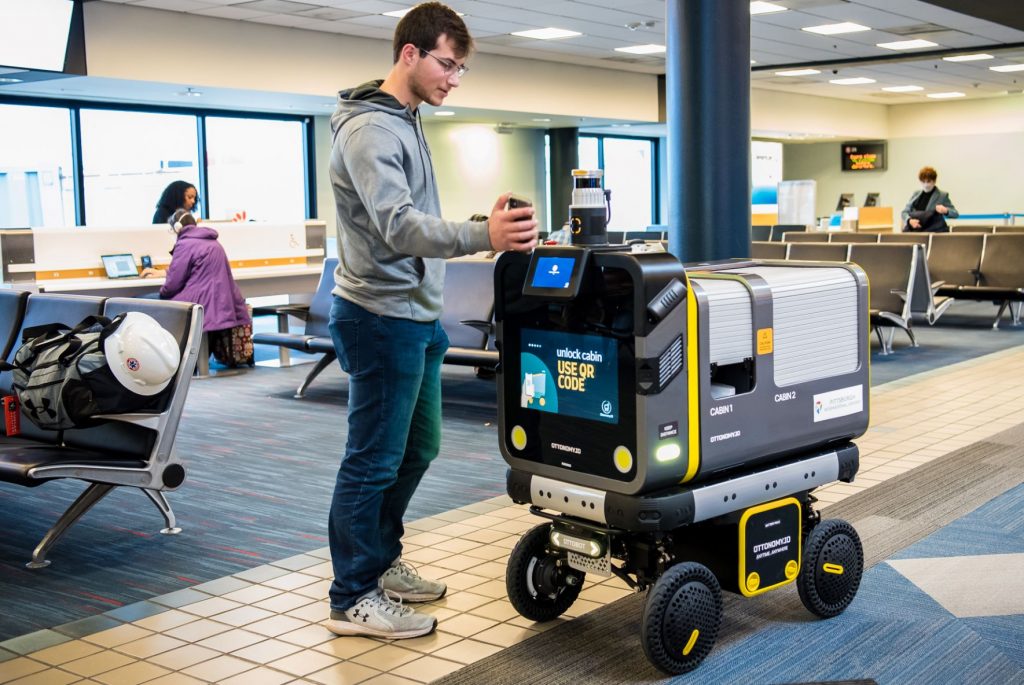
3, 345, 1024, 685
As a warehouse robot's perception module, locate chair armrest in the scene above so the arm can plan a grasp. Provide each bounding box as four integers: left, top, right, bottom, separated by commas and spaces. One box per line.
890, 289, 908, 303
252, 304, 311, 322
459, 319, 494, 335
929, 280, 946, 294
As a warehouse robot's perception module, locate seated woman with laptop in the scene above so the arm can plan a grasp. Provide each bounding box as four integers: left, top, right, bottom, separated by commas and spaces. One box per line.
142, 209, 253, 368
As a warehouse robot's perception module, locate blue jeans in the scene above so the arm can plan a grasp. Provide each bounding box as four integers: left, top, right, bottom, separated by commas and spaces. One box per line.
327, 296, 448, 610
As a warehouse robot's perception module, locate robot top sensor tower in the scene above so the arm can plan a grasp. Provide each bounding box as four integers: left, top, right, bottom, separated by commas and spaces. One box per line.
496, 171, 869, 676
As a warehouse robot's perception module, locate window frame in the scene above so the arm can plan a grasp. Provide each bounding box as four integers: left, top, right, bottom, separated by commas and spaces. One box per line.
0, 94, 315, 226
578, 132, 660, 229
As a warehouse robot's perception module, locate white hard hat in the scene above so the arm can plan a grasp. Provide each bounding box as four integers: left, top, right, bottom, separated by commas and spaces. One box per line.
103, 312, 181, 396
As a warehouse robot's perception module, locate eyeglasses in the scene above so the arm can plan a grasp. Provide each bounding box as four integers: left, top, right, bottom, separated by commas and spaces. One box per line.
419, 49, 469, 78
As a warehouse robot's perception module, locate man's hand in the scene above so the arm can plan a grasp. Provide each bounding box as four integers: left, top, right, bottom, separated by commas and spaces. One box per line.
935, 204, 948, 215
488, 193, 538, 252
909, 218, 922, 229
140, 267, 162, 278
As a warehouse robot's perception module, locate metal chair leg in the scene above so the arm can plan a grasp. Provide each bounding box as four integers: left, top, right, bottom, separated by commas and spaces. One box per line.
993, 301, 1009, 330
141, 488, 181, 535
874, 326, 889, 355
27, 483, 115, 569
295, 352, 338, 398
1012, 302, 1022, 326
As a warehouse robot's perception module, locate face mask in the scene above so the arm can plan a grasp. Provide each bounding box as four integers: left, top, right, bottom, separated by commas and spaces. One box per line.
921, 182, 935, 192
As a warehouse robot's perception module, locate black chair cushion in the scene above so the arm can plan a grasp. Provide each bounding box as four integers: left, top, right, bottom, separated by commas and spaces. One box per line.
0, 438, 145, 486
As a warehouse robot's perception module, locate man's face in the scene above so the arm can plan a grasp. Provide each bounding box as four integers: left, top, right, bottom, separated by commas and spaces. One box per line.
410, 34, 465, 107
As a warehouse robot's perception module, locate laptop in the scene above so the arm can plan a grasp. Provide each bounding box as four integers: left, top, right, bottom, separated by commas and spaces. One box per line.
864, 192, 880, 207
101, 254, 140, 279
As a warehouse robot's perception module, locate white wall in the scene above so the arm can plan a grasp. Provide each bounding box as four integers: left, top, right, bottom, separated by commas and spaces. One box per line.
783, 95, 1024, 223
313, 118, 547, 239
751, 89, 888, 139
423, 124, 547, 230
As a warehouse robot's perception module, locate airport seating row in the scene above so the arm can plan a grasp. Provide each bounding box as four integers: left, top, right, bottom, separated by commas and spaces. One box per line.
750, 224, 806, 242
772, 232, 1024, 327
753, 234, 1024, 348
253, 258, 501, 398
0, 291, 202, 568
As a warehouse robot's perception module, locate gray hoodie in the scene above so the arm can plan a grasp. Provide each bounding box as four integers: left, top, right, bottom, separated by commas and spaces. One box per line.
329, 80, 492, 321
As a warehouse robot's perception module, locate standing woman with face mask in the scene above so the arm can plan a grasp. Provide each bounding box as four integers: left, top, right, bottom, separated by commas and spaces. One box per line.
901, 166, 959, 232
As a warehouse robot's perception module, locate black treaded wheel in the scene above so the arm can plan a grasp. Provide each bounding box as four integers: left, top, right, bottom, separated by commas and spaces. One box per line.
641, 561, 722, 675
798, 518, 864, 618
506, 523, 584, 622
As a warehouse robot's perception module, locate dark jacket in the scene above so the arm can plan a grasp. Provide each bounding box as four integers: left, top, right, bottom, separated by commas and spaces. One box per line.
901, 187, 959, 232
160, 224, 251, 332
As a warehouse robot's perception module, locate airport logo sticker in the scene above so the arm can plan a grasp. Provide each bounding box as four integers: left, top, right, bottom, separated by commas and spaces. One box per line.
812, 384, 863, 422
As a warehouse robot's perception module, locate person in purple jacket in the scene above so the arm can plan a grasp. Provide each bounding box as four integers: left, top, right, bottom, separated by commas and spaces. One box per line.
143, 209, 253, 366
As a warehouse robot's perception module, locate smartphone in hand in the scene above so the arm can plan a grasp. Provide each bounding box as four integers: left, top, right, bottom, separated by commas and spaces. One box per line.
507, 194, 533, 210
141, 255, 153, 269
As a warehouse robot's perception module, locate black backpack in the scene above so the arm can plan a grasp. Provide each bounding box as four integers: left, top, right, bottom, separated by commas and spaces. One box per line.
1, 315, 163, 431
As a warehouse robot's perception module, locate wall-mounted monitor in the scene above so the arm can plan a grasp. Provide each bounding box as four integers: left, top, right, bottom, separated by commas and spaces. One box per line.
0, 0, 86, 74
864, 192, 880, 207
841, 141, 886, 171
836, 193, 854, 212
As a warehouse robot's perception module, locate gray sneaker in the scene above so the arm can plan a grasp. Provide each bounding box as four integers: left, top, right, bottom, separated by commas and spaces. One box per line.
325, 589, 436, 639
380, 560, 447, 602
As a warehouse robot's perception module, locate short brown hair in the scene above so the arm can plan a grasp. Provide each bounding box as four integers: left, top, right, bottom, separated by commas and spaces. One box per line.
392, 2, 473, 63
918, 166, 938, 182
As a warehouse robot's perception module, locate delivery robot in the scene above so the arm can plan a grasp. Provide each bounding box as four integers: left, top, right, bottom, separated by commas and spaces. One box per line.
496, 244, 869, 674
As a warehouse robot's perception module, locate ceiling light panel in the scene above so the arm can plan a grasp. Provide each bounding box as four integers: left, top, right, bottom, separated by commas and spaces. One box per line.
882, 85, 923, 92
750, 1, 787, 15
775, 68, 820, 76
990, 64, 1024, 72
615, 44, 665, 55
927, 91, 965, 99
829, 77, 875, 85
803, 22, 870, 36
942, 53, 994, 62
511, 28, 582, 40
877, 39, 938, 50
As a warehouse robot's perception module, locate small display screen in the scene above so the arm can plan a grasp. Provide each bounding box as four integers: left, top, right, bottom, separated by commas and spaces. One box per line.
520, 328, 618, 424
530, 257, 576, 290
101, 254, 139, 279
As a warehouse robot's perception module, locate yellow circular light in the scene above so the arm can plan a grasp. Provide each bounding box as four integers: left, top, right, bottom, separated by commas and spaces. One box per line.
786, 560, 799, 579
511, 425, 527, 450
539, 397, 546, 407
613, 446, 633, 473
747, 572, 760, 592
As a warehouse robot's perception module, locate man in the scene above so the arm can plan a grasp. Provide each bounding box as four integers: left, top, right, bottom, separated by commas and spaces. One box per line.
324, 2, 538, 639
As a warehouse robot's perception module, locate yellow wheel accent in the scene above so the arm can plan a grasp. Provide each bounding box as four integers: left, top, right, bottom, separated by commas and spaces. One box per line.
613, 446, 633, 474
746, 572, 760, 593
786, 560, 799, 579
510, 425, 527, 451
823, 563, 844, 575
682, 628, 700, 656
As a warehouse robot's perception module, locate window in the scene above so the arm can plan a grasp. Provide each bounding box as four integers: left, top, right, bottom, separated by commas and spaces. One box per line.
80, 109, 199, 225
0, 104, 75, 228
205, 117, 306, 222
578, 136, 599, 171
578, 134, 657, 231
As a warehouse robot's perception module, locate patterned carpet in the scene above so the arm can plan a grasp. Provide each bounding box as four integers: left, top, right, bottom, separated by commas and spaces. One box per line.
433, 424, 1024, 685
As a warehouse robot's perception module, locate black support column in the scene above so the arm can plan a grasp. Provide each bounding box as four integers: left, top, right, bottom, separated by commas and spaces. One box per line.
666, 0, 751, 261
547, 127, 579, 233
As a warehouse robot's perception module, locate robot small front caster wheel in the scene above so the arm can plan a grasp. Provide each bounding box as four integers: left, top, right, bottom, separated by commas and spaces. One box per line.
798, 518, 864, 618
506, 523, 585, 622
641, 561, 723, 675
